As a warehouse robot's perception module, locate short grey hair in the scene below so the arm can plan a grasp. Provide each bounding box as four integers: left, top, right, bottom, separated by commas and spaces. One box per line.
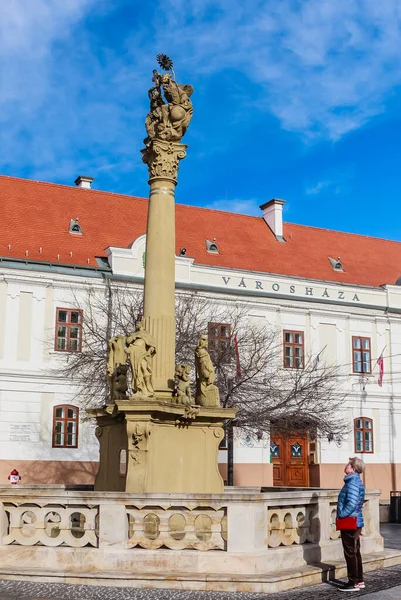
349, 457, 365, 474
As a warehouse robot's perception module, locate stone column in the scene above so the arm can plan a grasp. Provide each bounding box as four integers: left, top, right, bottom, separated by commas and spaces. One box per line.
141, 139, 187, 396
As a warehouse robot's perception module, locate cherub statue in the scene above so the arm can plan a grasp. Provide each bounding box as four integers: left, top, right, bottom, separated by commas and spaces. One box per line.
173, 364, 192, 406
125, 320, 157, 398
112, 364, 128, 400
194, 333, 220, 407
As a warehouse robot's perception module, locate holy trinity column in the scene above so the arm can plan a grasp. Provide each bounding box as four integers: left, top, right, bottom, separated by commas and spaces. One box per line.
140, 54, 194, 397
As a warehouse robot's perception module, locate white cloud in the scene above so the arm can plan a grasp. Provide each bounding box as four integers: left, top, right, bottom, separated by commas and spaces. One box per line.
304, 168, 352, 196
203, 198, 259, 215
150, 0, 401, 140
1, 0, 401, 186
0, 0, 146, 183
305, 181, 338, 196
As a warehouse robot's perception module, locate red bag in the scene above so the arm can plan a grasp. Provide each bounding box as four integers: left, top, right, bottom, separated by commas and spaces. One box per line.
336, 516, 358, 531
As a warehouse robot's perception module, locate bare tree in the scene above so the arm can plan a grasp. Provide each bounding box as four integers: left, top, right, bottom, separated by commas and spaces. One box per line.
53, 285, 349, 482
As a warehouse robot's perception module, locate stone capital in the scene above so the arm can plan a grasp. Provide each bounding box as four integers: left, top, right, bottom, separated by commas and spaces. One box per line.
141, 139, 187, 184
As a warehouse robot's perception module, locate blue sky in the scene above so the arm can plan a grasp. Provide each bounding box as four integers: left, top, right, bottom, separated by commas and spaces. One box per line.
1, 0, 401, 240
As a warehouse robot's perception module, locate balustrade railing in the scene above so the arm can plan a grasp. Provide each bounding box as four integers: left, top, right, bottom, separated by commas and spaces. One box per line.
2, 503, 98, 548
126, 506, 226, 550
0, 488, 380, 554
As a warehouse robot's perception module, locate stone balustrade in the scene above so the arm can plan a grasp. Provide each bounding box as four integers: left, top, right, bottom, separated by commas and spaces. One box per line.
0, 486, 380, 553
0, 486, 385, 591
2, 503, 98, 548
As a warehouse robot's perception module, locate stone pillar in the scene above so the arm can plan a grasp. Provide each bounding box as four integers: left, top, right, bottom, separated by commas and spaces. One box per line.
316, 494, 332, 543
98, 504, 127, 548
226, 498, 267, 553
141, 139, 187, 396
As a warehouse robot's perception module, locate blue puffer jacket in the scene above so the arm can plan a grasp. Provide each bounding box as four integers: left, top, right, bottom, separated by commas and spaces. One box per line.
337, 472, 365, 527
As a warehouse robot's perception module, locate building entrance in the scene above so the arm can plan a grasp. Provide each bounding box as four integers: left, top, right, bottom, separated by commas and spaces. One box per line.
270, 432, 309, 487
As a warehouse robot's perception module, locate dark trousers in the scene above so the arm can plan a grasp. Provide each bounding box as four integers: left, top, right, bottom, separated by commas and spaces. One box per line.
341, 527, 363, 585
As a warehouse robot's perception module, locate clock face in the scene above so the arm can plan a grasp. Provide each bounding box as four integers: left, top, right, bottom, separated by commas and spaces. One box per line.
291, 442, 302, 458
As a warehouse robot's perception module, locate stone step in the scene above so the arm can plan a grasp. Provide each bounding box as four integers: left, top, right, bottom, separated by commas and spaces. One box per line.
0, 549, 400, 593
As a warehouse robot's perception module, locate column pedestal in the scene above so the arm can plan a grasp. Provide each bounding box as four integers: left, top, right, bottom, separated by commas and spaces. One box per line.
90, 400, 236, 493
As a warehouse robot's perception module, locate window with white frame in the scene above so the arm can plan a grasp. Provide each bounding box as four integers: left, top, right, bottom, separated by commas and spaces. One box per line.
55, 308, 83, 352
52, 405, 79, 448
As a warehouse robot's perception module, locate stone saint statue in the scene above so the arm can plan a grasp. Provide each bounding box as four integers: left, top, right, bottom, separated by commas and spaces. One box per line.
125, 320, 157, 398
144, 67, 194, 145
107, 334, 127, 375
195, 334, 220, 408
107, 334, 127, 402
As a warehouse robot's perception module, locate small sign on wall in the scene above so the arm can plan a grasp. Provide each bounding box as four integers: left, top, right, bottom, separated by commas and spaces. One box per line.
9, 423, 33, 442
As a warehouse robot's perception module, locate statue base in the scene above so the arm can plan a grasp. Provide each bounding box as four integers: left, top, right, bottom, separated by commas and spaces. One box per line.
88, 399, 236, 493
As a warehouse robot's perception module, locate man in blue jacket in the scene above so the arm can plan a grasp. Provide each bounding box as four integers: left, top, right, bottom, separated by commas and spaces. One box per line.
337, 457, 365, 592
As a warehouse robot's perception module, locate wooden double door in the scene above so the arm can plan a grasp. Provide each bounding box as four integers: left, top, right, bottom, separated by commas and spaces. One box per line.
270, 432, 309, 487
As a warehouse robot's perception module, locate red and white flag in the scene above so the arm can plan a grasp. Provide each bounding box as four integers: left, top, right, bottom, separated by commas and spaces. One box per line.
377, 352, 384, 387
233, 335, 241, 379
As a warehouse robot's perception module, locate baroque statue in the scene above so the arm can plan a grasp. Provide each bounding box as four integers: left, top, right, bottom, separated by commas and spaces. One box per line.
173, 364, 192, 406
112, 364, 128, 400
107, 334, 127, 402
125, 320, 157, 398
107, 334, 127, 375
144, 54, 194, 146
195, 333, 220, 408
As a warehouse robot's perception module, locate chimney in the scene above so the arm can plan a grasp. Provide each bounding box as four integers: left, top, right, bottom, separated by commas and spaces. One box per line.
260, 198, 285, 242
74, 175, 94, 189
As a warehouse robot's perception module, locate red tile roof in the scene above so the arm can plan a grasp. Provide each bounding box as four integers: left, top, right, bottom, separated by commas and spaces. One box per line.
0, 174, 400, 288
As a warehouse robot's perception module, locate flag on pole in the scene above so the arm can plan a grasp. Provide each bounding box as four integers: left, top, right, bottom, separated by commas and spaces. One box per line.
377, 351, 384, 387
233, 335, 241, 379
312, 345, 327, 371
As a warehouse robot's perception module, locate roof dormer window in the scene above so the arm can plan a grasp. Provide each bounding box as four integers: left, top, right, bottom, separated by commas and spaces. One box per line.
206, 238, 219, 253
69, 218, 82, 235
328, 256, 343, 272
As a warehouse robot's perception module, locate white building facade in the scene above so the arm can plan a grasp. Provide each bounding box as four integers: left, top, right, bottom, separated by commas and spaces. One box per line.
0, 175, 400, 498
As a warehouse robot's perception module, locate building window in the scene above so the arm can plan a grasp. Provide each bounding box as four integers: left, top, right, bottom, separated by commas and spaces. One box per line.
283, 330, 304, 368
52, 405, 79, 448
352, 336, 371, 373
55, 308, 83, 352
208, 322, 231, 362
354, 417, 373, 453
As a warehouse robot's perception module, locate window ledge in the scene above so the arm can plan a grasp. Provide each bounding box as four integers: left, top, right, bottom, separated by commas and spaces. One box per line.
349, 373, 374, 377
48, 350, 81, 356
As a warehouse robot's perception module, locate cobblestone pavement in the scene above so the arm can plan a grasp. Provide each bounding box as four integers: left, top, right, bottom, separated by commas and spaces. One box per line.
0, 524, 399, 599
